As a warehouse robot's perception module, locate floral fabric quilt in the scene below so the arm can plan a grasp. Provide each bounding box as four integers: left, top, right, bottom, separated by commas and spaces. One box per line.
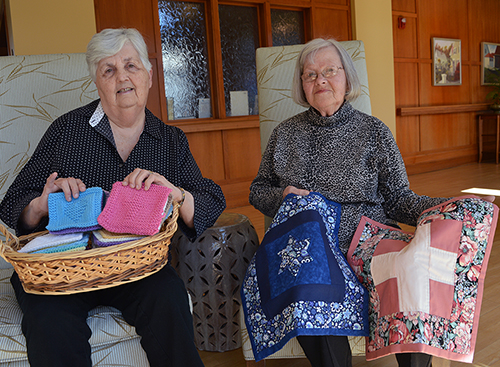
241, 193, 369, 361
347, 196, 498, 362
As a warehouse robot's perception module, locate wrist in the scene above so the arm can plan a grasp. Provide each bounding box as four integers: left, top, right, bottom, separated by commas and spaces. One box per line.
30, 197, 48, 218
177, 187, 186, 207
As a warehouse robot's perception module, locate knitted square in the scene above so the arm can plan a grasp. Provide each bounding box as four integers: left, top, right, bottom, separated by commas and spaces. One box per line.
46, 187, 104, 233
19, 232, 84, 253
32, 234, 90, 254
97, 182, 173, 236
92, 229, 144, 247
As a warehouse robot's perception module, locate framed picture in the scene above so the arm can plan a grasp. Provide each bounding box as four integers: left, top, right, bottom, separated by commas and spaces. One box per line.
432, 38, 462, 86
481, 42, 500, 85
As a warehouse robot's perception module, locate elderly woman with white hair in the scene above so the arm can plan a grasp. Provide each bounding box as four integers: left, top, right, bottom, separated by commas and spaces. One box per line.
249, 38, 445, 367
0, 28, 225, 367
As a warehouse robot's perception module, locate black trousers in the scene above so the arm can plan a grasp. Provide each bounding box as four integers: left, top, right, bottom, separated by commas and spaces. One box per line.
11, 264, 204, 367
297, 335, 432, 367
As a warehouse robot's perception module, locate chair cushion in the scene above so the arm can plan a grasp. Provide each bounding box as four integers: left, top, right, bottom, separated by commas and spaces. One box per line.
0, 268, 147, 365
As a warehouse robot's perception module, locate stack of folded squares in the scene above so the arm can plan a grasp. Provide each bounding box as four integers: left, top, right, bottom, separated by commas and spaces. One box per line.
18, 183, 173, 254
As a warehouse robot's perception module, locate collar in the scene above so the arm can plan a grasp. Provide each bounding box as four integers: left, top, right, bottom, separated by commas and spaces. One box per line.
88, 101, 163, 141
306, 100, 355, 128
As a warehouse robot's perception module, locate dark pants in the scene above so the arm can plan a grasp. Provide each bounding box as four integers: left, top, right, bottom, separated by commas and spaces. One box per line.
396, 353, 433, 367
11, 265, 204, 367
297, 335, 352, 367
297, 335, 432, 367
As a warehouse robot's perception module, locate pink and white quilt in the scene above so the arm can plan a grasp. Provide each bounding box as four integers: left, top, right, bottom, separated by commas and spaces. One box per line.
347, 196, 498, 362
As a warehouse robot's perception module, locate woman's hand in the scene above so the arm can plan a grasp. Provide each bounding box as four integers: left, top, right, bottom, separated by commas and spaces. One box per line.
483, 195, 496, 203
20, 172, 86, 230
283, 185, 311, 199
123, 168, 194, 227
122, 168, 182, 197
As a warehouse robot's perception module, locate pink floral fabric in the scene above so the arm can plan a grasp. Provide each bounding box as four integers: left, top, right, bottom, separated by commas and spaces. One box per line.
347, 196, 498, 362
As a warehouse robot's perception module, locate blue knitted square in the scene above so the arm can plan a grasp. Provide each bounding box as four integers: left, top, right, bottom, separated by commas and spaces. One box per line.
33, 234, 90, 254
46, 187, 104, 233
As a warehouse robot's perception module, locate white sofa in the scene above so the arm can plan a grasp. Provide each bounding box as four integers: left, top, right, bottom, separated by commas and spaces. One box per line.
0, 53, 149, 366
240, 40, 371, 365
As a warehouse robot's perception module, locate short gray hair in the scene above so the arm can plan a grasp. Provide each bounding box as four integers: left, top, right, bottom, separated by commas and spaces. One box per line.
291, 38, 361, 108
86, 28, 152, 82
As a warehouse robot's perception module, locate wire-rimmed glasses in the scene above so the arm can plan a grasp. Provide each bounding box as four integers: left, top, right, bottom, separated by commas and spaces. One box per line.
301, 66, 344, 83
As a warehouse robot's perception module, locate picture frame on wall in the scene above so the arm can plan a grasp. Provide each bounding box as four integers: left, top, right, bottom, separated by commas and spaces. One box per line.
432, 38, 462, 86
481, 42, 500, 85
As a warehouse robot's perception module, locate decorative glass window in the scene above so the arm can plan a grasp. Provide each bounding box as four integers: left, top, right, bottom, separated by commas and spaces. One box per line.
219, 5, 260, 117
158, 1, 305, 120
271, 9, 305, 46
158, 1, 211, 120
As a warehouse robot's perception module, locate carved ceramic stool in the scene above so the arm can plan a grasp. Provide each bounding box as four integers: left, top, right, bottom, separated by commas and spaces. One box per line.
170, 213, 259, 352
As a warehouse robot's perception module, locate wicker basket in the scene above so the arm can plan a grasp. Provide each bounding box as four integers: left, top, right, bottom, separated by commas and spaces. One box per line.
0, 205, 179, 295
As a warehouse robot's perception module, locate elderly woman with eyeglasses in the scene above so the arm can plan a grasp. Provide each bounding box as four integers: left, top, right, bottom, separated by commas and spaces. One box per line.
249, 38, 445, 367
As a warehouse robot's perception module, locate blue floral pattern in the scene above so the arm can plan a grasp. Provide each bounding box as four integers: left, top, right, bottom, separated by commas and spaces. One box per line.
241, 193, 369, 361
348, 196, 498, 362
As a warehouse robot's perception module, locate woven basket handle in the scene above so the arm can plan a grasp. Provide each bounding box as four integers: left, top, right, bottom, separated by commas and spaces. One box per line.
0, 222, 19, 261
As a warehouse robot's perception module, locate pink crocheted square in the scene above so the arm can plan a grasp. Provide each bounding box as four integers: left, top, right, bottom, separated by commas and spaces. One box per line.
98, 182, 173, 235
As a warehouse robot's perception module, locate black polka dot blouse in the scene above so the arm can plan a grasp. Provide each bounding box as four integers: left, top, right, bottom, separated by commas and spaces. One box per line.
0, 99, 226, 238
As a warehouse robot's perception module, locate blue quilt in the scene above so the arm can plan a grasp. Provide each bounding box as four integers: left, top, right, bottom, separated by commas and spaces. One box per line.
241, 193, 369, 361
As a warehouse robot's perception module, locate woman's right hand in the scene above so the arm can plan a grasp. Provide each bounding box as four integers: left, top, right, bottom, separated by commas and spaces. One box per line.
20, 172, 86, 229
283, 185, 310, 199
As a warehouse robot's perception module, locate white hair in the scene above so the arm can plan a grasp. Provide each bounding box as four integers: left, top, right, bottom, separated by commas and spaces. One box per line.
86, 28, 152, 82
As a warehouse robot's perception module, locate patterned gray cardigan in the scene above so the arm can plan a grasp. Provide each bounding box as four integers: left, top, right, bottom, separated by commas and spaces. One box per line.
249, 101, 445, 255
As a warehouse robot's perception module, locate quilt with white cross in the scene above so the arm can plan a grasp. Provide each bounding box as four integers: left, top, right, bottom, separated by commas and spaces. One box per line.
347, 196, 498, 362
241, 192, 369, 361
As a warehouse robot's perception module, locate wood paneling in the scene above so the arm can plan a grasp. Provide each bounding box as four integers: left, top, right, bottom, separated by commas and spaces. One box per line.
394, 0, 500, 174
185, 131, 225, 181
393, 15, 417, 59
394, 62, 419, 106
420, 114, 472, 150
222, 128, 261, 180
392, 0, 416, 13
396, 116, 420, 155
312, 7, 350, 40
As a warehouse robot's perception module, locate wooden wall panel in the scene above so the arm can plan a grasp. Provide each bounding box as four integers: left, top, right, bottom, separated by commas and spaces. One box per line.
185, 131, 225, 181
316, 0, 348, 5
94, 0, 158, 53
417, 0, 469, 61
147, 59, 163, 118
420, 114, 472, 151
396, 116, 420, 155
394, 62, 418, 106
392, 0, 416, 13
393, 15, 417, 59
468, 0, 500, 63
312, 8, 350, 40
222, 128, 261, 181
393, 0, 500, 173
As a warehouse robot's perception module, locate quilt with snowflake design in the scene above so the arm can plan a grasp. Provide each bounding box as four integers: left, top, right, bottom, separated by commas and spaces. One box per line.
347, 196, 498, 362
241, 192, 369, 361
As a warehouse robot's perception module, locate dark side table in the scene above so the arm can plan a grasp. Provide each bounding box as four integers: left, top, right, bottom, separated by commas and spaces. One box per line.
478, 110, 500, 164
170, 212, 259, 352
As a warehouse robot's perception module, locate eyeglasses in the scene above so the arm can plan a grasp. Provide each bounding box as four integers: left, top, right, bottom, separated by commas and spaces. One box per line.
301, 66, 344, 83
